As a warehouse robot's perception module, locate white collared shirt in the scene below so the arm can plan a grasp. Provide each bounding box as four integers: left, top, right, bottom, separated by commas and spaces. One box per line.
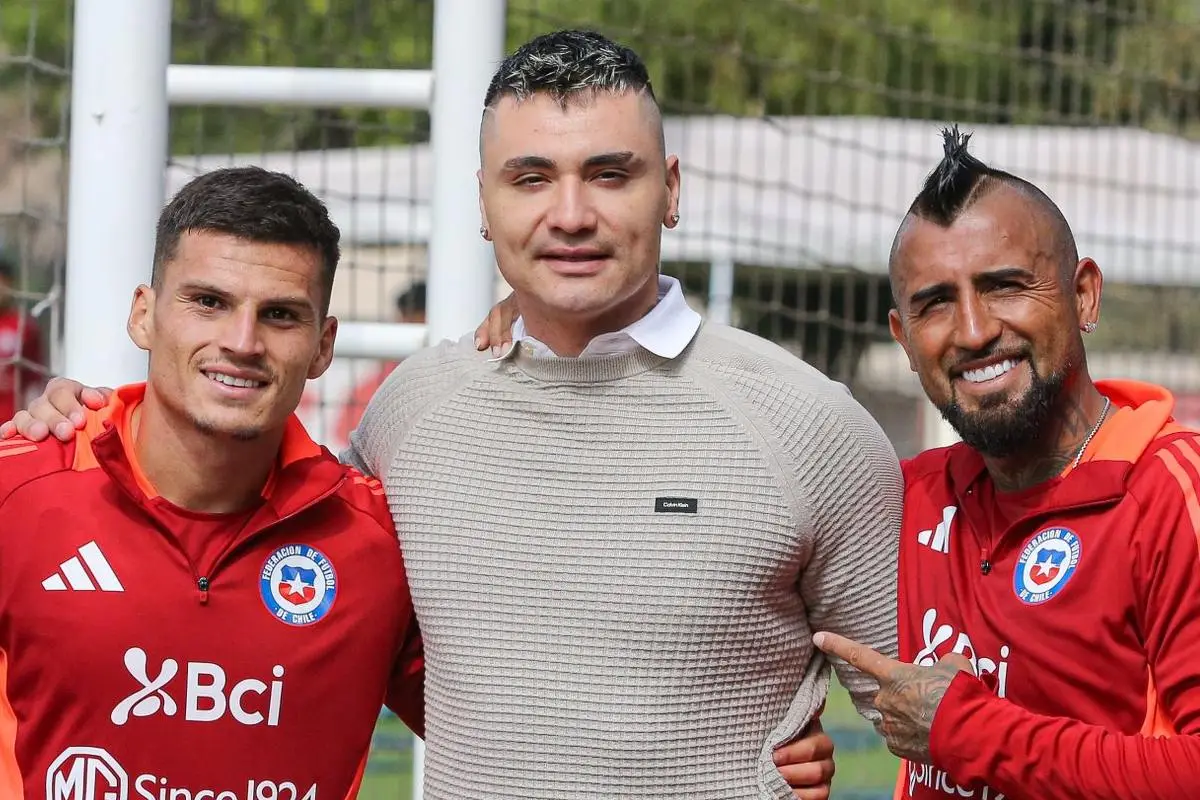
505, 275, 702, 360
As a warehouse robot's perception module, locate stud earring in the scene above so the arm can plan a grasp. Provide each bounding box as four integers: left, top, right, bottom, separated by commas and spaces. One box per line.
480, 226, 490, 241
1082, 321, 1098, 334
669, 213, 680, 224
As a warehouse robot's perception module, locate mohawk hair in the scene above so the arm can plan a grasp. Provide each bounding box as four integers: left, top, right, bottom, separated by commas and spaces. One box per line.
896, 124, 1078, 273
912, 125, 994, 226
483, 29, 657, 109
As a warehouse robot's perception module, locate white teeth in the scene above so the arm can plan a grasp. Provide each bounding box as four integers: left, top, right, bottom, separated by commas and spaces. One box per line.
962, 359, 1018, 384
205, 371, 263, 389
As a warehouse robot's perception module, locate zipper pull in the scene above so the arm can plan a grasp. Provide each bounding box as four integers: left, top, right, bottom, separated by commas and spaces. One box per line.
197, 576, 210, 605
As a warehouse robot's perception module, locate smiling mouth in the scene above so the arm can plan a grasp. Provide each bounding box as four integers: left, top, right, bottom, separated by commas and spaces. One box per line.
960, 358, 1022, 384
204, 370, 266, 389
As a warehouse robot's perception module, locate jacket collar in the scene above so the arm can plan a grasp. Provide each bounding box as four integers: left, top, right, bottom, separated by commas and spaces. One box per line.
73, 383, 344, 519
946, 379, 1183, 507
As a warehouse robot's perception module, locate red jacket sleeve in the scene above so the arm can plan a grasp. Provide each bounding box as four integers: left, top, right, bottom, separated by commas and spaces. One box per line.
929, 437, 1200, 799
384, 618, 425, 738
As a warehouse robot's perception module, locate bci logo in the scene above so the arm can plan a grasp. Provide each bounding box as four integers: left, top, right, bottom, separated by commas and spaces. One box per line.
110, 647, 285, 727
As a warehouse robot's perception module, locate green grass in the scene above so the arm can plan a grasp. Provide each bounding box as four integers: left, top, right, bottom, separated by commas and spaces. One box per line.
358, 676, 898, 800
359, 715, 414, 800
822, 675, 901, 797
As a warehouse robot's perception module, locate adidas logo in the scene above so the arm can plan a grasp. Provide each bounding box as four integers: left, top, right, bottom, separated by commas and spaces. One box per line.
917, 506, 957, 555
42, 541, 125, 592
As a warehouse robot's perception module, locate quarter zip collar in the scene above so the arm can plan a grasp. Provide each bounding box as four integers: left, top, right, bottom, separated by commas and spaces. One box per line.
946, 379, 1183, 514
74, 383, 345, 522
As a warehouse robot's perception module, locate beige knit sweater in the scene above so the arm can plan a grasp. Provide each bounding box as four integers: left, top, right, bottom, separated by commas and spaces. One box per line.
346, 323, 902, 799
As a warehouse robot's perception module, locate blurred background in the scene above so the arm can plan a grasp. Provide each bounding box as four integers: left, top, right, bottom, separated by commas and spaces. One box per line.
2, 1, 1197, 797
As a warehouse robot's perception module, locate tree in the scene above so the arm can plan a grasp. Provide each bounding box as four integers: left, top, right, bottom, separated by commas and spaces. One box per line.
2, 0, 1197, 368
3, 0, 1196, 154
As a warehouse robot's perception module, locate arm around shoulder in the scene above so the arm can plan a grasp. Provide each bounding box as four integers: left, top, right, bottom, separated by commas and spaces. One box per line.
0, 435, 75, 512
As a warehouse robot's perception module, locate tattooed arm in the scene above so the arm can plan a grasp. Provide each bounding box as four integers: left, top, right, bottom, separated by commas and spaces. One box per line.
811, 631, 972, 763
813, 629, 1200, 800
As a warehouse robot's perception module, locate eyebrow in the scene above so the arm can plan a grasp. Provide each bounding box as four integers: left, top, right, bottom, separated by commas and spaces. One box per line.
908, 282, 953, 307
583, 151, 636, 169
500, 151, 638, 172
907, 267, 1037, 307
502, 155, 555, 172
176, 281, 315, 312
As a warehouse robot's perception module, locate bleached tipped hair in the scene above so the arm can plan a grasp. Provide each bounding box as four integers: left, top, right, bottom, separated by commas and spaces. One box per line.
483, 29, 658, 110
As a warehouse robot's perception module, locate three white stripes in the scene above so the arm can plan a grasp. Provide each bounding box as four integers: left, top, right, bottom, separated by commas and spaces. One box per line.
42, 541, 124, 592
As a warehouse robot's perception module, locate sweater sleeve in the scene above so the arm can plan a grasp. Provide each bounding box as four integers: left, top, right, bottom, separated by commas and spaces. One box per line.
797, 386, 904, 725
385, 618, 426, 738
929, 435, 1200, 799
342, 363, 407, 479
341, 336, 484, 478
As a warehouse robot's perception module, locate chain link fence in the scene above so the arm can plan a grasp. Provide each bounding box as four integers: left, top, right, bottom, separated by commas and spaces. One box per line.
4, 1, 1199, 797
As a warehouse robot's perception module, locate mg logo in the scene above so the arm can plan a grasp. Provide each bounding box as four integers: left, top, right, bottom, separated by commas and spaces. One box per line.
110, 647, 285, 727
46, 747, 128, 800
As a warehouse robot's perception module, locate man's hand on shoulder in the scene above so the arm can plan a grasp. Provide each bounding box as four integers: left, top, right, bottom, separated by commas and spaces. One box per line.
0, 377, 111, 442
473, 292, 518, 358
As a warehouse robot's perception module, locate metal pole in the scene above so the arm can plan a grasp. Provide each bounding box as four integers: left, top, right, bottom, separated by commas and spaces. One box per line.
707, 259, 735, 325
167, 65, 434, 109
332, 322, 427, 360
64, 0, 171, 386
416, 8, 507, 795
424, 0, 508, 349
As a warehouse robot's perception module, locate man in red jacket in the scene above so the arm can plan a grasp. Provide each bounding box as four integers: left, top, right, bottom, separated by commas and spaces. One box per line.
0, 166, 423, 799
802, 128, 1200, 798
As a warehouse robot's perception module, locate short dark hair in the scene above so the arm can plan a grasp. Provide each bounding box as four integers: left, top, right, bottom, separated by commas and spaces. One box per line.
153, 166, 341, 314
395, 281, 426, 316
895, 126, 1078, 272
483, 29, 657, 110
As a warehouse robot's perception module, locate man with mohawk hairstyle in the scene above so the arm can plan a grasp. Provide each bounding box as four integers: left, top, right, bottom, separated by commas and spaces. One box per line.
797, 127, 1200, 798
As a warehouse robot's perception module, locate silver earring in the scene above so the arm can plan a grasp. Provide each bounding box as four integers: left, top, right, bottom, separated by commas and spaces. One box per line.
1082, 321, 1097, 334
669, 213, 680, 224
480, 226, 489, 240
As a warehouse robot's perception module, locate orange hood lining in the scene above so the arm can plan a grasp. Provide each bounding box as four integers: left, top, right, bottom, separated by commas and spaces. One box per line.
1063, 379, 1184, 475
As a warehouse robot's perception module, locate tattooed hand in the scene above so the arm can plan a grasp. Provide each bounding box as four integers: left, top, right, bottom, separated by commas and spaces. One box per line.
812, 631, 975, 763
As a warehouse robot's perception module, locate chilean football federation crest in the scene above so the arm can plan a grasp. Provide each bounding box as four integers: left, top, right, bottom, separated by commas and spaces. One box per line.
260, 544, 337, 626
1013, 527, 1081, 605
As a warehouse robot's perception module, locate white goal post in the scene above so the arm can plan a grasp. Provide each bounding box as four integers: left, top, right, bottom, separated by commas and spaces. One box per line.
65, 0, 506, 385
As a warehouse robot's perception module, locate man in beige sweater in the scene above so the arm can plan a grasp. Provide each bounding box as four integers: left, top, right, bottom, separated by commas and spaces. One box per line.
344, 29, 902, 799
8, 29, 899, 800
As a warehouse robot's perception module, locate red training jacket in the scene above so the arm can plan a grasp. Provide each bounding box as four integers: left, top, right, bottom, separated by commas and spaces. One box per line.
0, 384, 423, 800
896, 379, 1200, 800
